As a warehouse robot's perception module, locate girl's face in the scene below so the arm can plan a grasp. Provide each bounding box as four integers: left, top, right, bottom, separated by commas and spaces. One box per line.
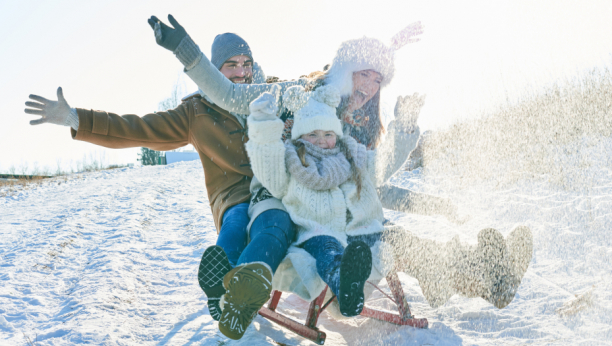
348, 70, 382, 112
301, 130, 337, 149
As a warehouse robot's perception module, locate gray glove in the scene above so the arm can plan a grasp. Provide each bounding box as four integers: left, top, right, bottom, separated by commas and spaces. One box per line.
25, 87, 77, 128
147, 14, 201, 68
394, 93, 425, 134
147, 14, 187, 52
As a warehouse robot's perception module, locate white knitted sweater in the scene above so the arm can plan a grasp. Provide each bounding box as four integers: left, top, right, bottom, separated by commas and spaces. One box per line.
246, 115, 420, 301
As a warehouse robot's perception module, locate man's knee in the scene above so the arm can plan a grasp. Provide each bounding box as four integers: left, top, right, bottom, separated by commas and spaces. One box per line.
250, 209, 296, 246
221, 203, 250, 228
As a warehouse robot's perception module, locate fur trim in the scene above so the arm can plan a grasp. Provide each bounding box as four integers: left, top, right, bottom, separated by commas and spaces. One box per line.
271, 247, 328, 302
325, 37, 395, 96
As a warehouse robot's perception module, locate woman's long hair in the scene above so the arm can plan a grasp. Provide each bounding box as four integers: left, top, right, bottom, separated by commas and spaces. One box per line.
306, 71, 385, 149
292, 138, 363, 198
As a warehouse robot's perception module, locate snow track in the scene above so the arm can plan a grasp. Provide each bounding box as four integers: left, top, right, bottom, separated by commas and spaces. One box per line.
2, 159, 612, 345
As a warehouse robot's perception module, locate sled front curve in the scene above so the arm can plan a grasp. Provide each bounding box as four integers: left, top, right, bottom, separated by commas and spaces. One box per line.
258, 271, 428, 345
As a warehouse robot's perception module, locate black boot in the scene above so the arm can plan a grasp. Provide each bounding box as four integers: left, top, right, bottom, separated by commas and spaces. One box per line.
337, 241, 372, 317
198, 245, 232, 321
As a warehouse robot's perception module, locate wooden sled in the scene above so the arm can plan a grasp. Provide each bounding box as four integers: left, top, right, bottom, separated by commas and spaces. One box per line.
258, 271, 428, 345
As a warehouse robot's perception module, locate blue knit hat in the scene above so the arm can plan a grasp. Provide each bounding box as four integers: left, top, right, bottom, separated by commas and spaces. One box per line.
210, 33, 253, 70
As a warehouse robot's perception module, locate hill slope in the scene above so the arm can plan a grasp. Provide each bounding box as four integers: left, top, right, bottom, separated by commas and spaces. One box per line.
1, 158, 611, 345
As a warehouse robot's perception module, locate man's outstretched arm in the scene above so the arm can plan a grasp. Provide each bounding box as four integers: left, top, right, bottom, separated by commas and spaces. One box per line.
25, 87, 191, 151
147, 14, 306, 115
25, 87, 79, 129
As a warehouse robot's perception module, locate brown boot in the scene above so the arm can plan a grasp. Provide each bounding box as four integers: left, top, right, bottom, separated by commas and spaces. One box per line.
384, 226, 455, 308
386, 225, 533, 309
451, 227, 533, 308
217, 262, 273, 340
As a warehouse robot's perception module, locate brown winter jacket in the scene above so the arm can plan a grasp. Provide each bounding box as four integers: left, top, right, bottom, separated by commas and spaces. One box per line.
71, 94, 252, 232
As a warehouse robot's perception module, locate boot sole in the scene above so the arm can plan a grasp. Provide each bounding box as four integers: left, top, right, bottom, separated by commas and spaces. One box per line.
218, 263, 273, 340
338, 241, 372, 317
507, 226, 533, 277
198, 245, 233, 321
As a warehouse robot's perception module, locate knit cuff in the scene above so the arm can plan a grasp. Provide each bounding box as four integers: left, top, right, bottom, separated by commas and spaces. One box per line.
66, 108, 79, 131
174, 35, 203, 70
247, 117, 284, 144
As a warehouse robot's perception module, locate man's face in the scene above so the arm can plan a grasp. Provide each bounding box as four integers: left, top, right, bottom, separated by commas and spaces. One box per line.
220, 55, 253, 84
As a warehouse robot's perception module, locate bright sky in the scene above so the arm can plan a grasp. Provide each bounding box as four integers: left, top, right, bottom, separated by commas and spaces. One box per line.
2, 0, 612, 174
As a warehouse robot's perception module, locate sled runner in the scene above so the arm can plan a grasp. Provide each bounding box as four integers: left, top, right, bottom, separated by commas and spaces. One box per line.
258, 271, 428, 345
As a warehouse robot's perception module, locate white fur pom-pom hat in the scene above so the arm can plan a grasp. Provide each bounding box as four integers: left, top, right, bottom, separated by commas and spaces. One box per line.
325, 37, 394, 96
284, 85, 343, 139
323, 23, 421, 96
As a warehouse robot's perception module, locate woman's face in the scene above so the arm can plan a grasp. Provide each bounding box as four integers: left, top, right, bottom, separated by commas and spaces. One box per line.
300, 130, 337, 149
348, 70, 382, 111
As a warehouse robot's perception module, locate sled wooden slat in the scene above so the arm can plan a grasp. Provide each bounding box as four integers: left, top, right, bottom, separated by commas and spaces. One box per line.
360, 307, 429, 328
387, 270, 413, 319
267, 290, 283, 311
258, 271, 427, 345
306, 288, 328, 328
258, 307, 327, 345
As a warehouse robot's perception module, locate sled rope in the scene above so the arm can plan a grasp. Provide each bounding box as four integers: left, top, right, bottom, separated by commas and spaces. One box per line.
367, 280, 397, 304
321, 295, 336, 312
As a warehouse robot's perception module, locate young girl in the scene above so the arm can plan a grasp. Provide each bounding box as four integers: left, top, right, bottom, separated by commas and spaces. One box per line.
248, 84, 390, 314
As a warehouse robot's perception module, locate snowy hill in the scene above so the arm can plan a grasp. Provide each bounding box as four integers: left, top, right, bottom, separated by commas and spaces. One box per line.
1, 153, 611, 345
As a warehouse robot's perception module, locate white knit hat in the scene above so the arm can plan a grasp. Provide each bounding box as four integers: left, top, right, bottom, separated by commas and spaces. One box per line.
324, 24, 421, 96
284, 85, 343, 139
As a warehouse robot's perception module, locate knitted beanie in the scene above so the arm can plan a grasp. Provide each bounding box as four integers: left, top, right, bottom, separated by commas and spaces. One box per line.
211, 33, 253, 70
284, 85, 343, 139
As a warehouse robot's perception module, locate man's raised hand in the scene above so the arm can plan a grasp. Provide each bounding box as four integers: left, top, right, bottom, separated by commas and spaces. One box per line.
147, 14, 187, 52
25, 87, 72, 126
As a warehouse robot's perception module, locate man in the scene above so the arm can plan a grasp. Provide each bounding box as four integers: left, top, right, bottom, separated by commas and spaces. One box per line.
24, 27, 300, 339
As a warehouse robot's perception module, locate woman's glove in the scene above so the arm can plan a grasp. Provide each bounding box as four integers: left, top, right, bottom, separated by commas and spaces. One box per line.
25, 87, 77, 128
393, 93, 425, 134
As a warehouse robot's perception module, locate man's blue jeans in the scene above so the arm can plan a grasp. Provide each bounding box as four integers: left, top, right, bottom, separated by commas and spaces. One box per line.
216, 203, 295, 273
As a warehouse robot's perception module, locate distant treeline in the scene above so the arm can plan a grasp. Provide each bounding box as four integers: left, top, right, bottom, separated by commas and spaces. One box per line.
0, 174, 52, 180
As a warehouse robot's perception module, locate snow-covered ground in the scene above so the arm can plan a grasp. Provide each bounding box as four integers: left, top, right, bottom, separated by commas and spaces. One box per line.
2, 141, 612, 345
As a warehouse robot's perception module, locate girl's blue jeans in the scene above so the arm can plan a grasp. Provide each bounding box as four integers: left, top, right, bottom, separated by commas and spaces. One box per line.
301, 233, 382, 296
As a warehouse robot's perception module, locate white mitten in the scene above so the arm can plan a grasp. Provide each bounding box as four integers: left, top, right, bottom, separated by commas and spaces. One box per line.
25, 87, 79, 130
248, 91, 279, 121
393, 93, 425, 134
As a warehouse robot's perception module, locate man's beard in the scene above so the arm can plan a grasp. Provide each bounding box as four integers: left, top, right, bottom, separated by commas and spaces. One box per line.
230, 75, 253, 84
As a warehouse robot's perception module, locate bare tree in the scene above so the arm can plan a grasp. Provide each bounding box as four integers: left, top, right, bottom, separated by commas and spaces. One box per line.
140, 73, 189, 165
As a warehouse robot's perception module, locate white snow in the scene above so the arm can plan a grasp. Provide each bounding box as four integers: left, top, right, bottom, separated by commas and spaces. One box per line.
2, 143, 612, 345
